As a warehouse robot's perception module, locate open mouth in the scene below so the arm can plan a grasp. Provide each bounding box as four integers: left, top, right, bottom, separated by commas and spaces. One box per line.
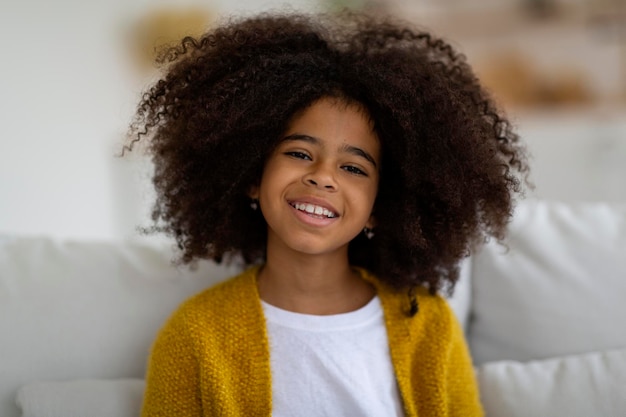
290, 202, 337, 218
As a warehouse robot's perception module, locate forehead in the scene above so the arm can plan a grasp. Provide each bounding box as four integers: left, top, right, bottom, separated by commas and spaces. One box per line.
284, 97, 380, 153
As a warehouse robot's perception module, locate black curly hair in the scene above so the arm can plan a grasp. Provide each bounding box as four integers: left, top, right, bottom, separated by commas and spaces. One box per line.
126, 11, 529, 295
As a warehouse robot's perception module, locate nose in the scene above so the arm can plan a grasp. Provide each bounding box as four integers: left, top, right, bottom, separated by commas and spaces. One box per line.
303, 164, 337, 191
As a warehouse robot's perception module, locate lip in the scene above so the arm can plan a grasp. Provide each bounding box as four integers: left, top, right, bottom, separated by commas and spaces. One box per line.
287, 196, 340, 227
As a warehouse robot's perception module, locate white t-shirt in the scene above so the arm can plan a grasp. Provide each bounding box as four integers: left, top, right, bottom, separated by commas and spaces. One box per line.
262, 296, 404, 416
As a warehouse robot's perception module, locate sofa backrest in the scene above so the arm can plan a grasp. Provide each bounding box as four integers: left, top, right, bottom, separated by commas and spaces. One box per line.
469, 200, 626, 364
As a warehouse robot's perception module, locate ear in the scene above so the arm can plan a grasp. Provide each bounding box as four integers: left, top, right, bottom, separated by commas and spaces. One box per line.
248, 185, 259, 200
365, 214, 376, 230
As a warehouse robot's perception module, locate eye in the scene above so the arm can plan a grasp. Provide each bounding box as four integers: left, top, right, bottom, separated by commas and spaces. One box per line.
284, 151, 312, 161
342, 165, 367, 176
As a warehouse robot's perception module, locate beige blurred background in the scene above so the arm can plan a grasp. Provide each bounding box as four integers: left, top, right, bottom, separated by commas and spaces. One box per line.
1, 0, 624, 239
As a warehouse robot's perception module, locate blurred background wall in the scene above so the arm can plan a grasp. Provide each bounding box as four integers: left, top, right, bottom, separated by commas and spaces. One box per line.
1, 0, 624, 240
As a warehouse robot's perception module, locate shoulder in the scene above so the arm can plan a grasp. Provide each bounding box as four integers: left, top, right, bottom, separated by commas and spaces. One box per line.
358, 268, 459, 341
185, 265, 260, 310
160, 265, 262, 337
388, 286, 457, 334
358, 268, 453, 318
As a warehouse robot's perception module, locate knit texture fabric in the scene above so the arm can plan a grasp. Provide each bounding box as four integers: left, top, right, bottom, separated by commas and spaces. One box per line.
141, 266, 483, 416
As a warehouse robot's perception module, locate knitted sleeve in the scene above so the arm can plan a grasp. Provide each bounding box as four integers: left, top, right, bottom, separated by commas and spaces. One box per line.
444, 308, 484, 416
141, 308, 202, 417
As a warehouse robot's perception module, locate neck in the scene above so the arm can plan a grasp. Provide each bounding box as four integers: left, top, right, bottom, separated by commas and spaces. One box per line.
258, 247, 375, 315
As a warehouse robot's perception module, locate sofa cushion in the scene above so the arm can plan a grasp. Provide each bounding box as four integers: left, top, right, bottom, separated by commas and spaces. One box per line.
469, 200, 626, 364
0, 235, 239, 417
476, 348, 626, 417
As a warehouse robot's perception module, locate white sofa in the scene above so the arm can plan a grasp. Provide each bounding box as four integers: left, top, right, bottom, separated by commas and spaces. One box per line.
1, 200, 625, 417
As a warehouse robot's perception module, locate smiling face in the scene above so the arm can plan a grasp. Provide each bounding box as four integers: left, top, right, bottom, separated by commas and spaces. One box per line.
251, 97, 380, 261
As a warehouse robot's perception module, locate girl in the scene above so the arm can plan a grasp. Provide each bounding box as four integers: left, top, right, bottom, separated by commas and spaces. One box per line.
128, 11, 528, 417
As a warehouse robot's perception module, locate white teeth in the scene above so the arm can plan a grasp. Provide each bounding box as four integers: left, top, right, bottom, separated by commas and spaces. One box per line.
293, 203, 336, 218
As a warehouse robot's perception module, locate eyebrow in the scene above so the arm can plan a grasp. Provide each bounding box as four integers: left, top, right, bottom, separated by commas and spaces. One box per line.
282, 134, 378, 168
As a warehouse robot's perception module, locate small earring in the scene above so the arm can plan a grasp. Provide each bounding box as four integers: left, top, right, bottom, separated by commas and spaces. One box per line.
250, 199, 259, 210
363, 227, 374, 240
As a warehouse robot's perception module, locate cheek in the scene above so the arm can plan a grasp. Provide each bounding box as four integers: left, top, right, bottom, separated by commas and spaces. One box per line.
256, 163, 279, 195
259, 156, 287, 181
257, 166, 292, 208
367, 182, 379, 206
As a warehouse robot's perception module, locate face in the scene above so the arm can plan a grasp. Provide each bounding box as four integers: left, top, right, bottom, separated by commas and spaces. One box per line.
250, 97, 380, 259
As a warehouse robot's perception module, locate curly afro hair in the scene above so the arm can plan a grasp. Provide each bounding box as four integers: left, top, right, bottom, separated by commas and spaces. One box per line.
127, 11, 529, 294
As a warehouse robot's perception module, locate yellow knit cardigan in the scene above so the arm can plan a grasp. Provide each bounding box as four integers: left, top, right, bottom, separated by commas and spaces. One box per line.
142, 266, 483, 416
